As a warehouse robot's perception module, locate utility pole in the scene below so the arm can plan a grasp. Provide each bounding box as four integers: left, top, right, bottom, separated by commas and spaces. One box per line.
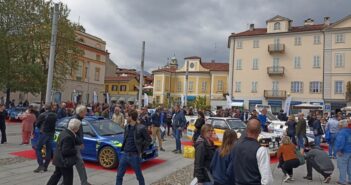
138, 41, 145, 109
184, 60, 189, 107
45, 3, 59, 104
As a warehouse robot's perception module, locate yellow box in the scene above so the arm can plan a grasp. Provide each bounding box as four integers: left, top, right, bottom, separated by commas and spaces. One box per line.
183, 145, 195, 159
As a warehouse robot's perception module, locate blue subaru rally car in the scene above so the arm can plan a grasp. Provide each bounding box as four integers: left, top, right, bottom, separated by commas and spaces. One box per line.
31, 116, 158, 169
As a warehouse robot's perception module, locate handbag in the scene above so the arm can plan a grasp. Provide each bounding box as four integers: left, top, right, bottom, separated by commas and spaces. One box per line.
295, 148, 305, 165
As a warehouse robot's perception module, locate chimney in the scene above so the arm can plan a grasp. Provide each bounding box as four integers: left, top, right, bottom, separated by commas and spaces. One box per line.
249, 24, 254, 31
304, 18, 314, 26
324, 16, 330, 26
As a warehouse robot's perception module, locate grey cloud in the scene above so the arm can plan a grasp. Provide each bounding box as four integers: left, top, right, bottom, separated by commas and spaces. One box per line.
62, 0, 351, 72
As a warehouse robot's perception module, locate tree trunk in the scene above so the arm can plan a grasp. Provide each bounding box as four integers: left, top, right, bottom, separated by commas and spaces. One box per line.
5, 88, 10, 108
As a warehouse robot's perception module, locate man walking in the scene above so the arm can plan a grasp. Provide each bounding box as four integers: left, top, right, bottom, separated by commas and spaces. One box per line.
116, 109, 152, 185
303, 144, 334, 183
335, 119, 351, 185
112, 106, 125, 128
57, 102, 67, 119
34, 104, 57, 172
325, 115, 340, 158
0, 104, 7, 144
312, 114, 324, 147
231, 119, 273, 185
296, 113, 307, 152
258, 108, 269, 132
151, 108, 165, 151
172, 105, 186, 154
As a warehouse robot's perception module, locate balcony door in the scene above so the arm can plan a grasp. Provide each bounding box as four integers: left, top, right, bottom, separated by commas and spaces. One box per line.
272, 81, 279, 96
273, 57, 280, 72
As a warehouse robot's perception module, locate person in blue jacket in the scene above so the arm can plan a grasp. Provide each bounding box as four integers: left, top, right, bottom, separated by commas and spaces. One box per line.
210, 129, 238, 185
258, 108, 269, 132
335, 119, 351, 185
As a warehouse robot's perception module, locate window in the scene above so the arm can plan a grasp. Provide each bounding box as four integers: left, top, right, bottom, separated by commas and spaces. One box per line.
236, 59, 242, 70
294, 36, 301, 46
177, 81, 182, 92
253, 40, 259, 48
252, 58, 259, 70
310, 81, 322, 93
155, 80, 161, 91
212, 120, 228, 129
105, 85, 109, 92
314, 35, 321, 44
188, 81, 194, 92
251, 81, 258, 93
294, 56, 301, 69
235, 81, 241, 92
291, 81, 303, 93
335, 53, 345, 68
273, 57, 280, 67
85, 66, 89, 81
96, 54, 101, 61
201, 81, 207, 93
335, 34, 345, 43
76, 62, 83, 81
120, 85, 127, 91
313, 56, 320, 68
94, 67, 100, 81
274, 22, 280, 30
156, 96, 160, 104
111, 85, 118, 91
217, 80, 223, 92
236, 41, 242, 49
335, 81, 343, 94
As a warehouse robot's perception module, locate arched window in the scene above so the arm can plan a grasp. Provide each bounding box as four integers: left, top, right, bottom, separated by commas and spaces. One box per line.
274, 22, 280, 30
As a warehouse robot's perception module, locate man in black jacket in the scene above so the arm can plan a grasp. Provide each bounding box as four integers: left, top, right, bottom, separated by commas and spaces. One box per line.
116, 109, 152, 185
34, 104, 57, 173
0, 104, 8, 144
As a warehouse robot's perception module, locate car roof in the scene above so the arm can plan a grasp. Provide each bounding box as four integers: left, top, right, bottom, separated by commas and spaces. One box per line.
208, 117, 241, 121
83, 116, 106, 122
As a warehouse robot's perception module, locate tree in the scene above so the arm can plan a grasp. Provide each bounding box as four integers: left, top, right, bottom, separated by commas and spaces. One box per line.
346, 81, 351, 101
0, 0, 80, 105
194, 96, 210, 111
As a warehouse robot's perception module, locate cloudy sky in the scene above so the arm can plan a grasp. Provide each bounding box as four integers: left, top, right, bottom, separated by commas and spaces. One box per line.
60, 0, 351, 72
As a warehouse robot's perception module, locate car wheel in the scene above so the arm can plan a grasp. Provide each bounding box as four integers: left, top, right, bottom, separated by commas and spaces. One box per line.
98, 146, 118, 169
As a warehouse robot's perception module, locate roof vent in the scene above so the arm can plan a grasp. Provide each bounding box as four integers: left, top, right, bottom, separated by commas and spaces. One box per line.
249, 24, 254, 31
304, 18, 314, 26
324, 17, 330, 26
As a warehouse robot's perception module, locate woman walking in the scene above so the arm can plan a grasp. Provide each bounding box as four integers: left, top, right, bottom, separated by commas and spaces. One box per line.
210, 129, 237, 185
192, 111, 205, 143
194, 124, 216, 185
277, 136, 300, 182
285, 115, 297, 145
19, 106, 36, 144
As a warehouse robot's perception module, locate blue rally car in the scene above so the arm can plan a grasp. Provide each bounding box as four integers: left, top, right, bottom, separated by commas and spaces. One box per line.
31, 116, 158, 169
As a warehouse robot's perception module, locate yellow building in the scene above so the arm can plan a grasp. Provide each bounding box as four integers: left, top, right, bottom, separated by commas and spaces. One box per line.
228, 15, 351, 114
153, 56, 229, 109
105, 75, 139, 103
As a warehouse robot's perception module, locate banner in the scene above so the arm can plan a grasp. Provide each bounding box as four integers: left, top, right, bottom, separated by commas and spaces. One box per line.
284, 96, 292, 115
144, 93, 148, 106
181, 95, 184, 107
226, 95, 232, 109
93, 91, 98, 104
106, 93, 110, 104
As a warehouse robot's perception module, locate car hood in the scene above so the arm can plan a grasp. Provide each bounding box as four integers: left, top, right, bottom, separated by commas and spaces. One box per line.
99, 134, 124, 147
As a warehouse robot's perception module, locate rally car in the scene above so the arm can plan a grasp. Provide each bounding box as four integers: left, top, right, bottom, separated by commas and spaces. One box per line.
31, 116, 158, 169
187, 117, 281, 155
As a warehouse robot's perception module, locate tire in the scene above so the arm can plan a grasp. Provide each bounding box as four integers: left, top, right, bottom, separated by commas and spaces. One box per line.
98, 146, 118, 169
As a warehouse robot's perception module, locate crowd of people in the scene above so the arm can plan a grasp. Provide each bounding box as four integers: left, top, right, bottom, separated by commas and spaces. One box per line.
0, 99, 351, 185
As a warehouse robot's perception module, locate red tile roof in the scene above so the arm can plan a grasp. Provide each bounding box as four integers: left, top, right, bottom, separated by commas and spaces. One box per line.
233, 24, 326, 37
105, 76, 136, 82
201, 62, 229, 71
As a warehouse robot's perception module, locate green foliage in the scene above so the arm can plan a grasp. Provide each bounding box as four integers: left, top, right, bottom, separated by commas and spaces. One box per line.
0, 0, 80, 100
346, 81, 351, 101
194, 96, 209, 110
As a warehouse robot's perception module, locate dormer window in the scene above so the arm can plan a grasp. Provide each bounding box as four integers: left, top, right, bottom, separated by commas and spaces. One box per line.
274, 22, 280, 30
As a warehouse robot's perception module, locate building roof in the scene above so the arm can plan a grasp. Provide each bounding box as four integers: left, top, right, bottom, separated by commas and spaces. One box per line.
105, 76, 136, 82
233, 24, 326, 37
184, 56, 202, 60
266, 15, 292, 23
152, 67, 177, 73
201, 62, 229, 71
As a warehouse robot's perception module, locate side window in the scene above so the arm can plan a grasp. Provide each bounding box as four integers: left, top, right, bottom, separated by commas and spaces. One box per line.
212, 120, 228, 129
205, 119, 212, 125
83, 123, 95, 137
57, 118, 70, 130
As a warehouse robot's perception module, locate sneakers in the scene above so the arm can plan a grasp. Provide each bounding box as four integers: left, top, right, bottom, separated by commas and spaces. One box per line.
33, 166, 45, 173
283, 175, 291, 182
323, 176, 331, 183
160, 148, 165, 152
172, 149, 182, 154
303, 176, 312, 181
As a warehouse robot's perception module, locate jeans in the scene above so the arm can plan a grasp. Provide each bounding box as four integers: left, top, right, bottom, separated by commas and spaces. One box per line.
281, 158, 300, 176
306, 158, 332, 178
314, 135, 321, 147
152, 126, 162, 148
47, 166, 73, 185
288, 134, 296, 145
173, 128, 182, 151
36, 133, 54, 167
297, 134, 305, 149
0, 122, 7, 143
328, 133, 337, 157
116, 153, 145, 185
337, 152, 351, 184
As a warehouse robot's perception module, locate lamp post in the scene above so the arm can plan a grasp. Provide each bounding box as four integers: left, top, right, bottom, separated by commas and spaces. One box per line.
184, 60, 189, 107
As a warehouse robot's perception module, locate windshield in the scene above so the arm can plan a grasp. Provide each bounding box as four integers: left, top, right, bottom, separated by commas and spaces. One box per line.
266, 111, 279, 121
91, 120, 124, 136
227, 119, 247, 129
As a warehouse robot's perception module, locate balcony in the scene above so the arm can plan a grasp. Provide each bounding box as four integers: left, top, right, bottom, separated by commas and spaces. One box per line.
268, 44, 285, 54
264, 90, 286, 99
267, 66, 284, 76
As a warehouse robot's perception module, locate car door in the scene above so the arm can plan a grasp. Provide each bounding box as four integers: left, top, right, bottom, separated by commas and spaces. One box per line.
81, 121, 98, 159
212, 119, 228, 143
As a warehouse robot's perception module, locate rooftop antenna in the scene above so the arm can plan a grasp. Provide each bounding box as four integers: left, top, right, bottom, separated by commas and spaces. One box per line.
213, 42, 217, 61
78, 16, 80, 25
